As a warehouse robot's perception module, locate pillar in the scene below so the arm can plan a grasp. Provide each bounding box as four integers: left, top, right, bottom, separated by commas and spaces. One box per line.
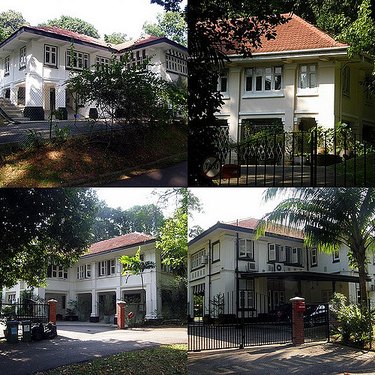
48, 299, 58, 324
90, 290, 99, 322
290, 296, 305, 346
117, 301, 126, 329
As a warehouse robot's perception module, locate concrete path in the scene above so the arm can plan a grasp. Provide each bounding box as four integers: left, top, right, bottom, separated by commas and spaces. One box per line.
189, 342, 375, 375
0, 323, 187, 375
104, 161, 188, 186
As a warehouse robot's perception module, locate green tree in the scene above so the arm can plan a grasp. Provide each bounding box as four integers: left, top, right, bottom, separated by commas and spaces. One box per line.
0, 189, 98, 288
67, 53, 176, 125
257, 188, 375, 309
92, 202, 165, 242
0, 10, 28, 41
156, 188, 201, 275
40, 15, 100, 38
104, 32, 129, 45
143, 11, 187, 46
120, 247, 156, 293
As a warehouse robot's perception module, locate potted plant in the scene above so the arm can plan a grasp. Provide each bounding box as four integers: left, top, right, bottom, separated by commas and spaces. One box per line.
65, 300, 78, 321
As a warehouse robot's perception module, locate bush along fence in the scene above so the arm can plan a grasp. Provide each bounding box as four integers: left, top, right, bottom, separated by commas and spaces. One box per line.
209, 124, 375, 187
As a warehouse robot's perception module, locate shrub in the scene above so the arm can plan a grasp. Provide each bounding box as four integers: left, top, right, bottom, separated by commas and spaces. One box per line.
330, 293, 374, 347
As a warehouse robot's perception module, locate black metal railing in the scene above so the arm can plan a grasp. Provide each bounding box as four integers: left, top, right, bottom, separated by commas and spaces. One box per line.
304, 303, 330, 343
214, 129, 375, 187
188, 319, 292, 351
0, 302, 49, 323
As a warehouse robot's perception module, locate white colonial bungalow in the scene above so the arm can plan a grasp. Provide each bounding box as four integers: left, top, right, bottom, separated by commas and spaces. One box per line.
0, 25, 187, 121
2, 232, 175, 323
188, 218, 375, 320
217, 14, 375, 144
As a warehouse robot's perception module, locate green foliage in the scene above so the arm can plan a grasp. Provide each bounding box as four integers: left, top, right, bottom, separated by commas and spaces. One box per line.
0, 10, 28, 41
92, 202, 165, 242
143, 11, 187, 46
52, 124, 71, 146
330, 293, 375, 347
40, 15, 100, 39
161, 277, 187, 319
104, 32, 129, 45
0, 189, 99, 288
67, 53, 177, 125
23, 129, 45, 150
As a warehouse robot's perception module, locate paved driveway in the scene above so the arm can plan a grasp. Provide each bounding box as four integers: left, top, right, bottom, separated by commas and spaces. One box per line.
0, 323, 186, 375
189, 342, 375, 374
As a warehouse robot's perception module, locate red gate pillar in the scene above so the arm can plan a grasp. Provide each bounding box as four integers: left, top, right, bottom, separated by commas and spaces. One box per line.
117, 301, 126, 329
290, 296, 305, 346
48, 299, 58, 324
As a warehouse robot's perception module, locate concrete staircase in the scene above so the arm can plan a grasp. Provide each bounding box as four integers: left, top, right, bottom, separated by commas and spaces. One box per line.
0, 97, 30, 123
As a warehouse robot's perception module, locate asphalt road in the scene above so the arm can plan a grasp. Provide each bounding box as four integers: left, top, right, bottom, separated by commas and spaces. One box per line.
105, 161, 188, 186
0, 323, 187, 375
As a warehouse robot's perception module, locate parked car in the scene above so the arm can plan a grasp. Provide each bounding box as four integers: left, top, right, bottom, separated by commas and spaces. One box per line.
304, 304, 328, 327
267, 304, 292, 323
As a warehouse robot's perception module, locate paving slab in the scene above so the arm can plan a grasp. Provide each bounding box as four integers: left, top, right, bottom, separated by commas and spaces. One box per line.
189, 342, 375, 375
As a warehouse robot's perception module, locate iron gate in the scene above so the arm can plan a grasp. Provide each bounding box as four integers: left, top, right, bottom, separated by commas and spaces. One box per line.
0, 302, 49, 323
188, 319, 292, 351
304, 303, 330, 343
214, 128, 375, 187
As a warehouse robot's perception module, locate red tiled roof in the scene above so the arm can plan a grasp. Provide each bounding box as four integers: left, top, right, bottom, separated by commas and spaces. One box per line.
225, 218, 304, 239
24, 26, 171, 51
86, 232, 155, 256
228, 14, 348, 55
29, 26, 109, 48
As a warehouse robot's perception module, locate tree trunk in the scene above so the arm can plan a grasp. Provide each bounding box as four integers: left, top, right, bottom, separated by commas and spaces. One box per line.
356, 247, 368, 310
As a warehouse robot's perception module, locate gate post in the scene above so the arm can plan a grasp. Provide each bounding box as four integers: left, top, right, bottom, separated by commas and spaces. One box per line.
48, 299, 57, 324
117, 300, 126, 329
290, 297, 305, 346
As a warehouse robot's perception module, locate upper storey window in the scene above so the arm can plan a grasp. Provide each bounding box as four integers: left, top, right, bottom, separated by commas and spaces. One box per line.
66, 50, 89, 70
19, 46, 26, 69
244, 66, 282, 95
166, 48, 187, 75
298, 64, 318, 94
4, 56, 10, 75
44, 45, 58, 67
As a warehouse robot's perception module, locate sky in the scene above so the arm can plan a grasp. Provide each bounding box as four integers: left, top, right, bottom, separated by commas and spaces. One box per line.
189, 188, 285, 232
0, 0, 178, 40
94, 188, 177, 217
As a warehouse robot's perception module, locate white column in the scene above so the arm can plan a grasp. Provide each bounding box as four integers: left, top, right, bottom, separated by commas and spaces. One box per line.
284, 64, 297, 132
91, 290, 99, 318
228, 67, 241, 142
25, 72, 43, 107
9, 83, 16, 105
145, 270, 158, 319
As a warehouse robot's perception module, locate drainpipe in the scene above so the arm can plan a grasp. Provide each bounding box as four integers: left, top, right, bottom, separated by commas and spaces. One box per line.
236, 232, 239, 319
208, 240, 211, 318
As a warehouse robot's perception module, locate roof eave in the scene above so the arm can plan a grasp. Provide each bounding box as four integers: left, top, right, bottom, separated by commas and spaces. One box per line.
228, 46, 349, 61
117, 37, 187, 53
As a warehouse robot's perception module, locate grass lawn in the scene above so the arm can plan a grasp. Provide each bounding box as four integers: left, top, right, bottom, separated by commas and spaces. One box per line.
0, 123, 187, 187
35, 344, 187, 375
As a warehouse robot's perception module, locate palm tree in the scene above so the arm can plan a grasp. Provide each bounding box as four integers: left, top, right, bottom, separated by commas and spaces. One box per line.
120, 247, 155, 305
256, 188, 375, 309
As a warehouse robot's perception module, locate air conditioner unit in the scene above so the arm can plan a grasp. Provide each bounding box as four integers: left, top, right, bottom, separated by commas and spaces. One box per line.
268, 264, 275, 272
275, 263, 284, 272
201, 255, 208, 264
247, 262, 256, 272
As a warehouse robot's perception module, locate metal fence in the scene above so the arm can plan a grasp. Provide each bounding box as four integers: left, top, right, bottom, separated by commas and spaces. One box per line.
213, 127, 375, 187
188, 320, 292, 351
304, 303, 330, 343
0, 302, 49, 323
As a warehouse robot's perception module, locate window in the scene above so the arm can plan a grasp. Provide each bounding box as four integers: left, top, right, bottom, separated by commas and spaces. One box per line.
4, 56, 10, 75
343, 66, 350, 96
218, 70, 228, 94
244, 66, 282, 94
98, 259, 116, 276
212, 241, 220, 262
239, 279, 254, 309
7, 294, 16, 303
239, 239, 254, 259
191, 249, 206, 270
311, 248, 318, 266
19, 46, 26, 69
48, 265, 68, 279
96, 56, 110, 70
333, 249, 340, 262
44, 45, 57, 67
66, 50, 89, 70
165, 48, 187, 75
299, 64, 317, 90
268, 244, 276, 261
277, 245, 286, 262
291, 248, 298, 264
77, 264, 91, 279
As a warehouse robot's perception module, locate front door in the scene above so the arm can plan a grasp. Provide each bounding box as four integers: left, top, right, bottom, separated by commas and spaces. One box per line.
50, 88, 56, 113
